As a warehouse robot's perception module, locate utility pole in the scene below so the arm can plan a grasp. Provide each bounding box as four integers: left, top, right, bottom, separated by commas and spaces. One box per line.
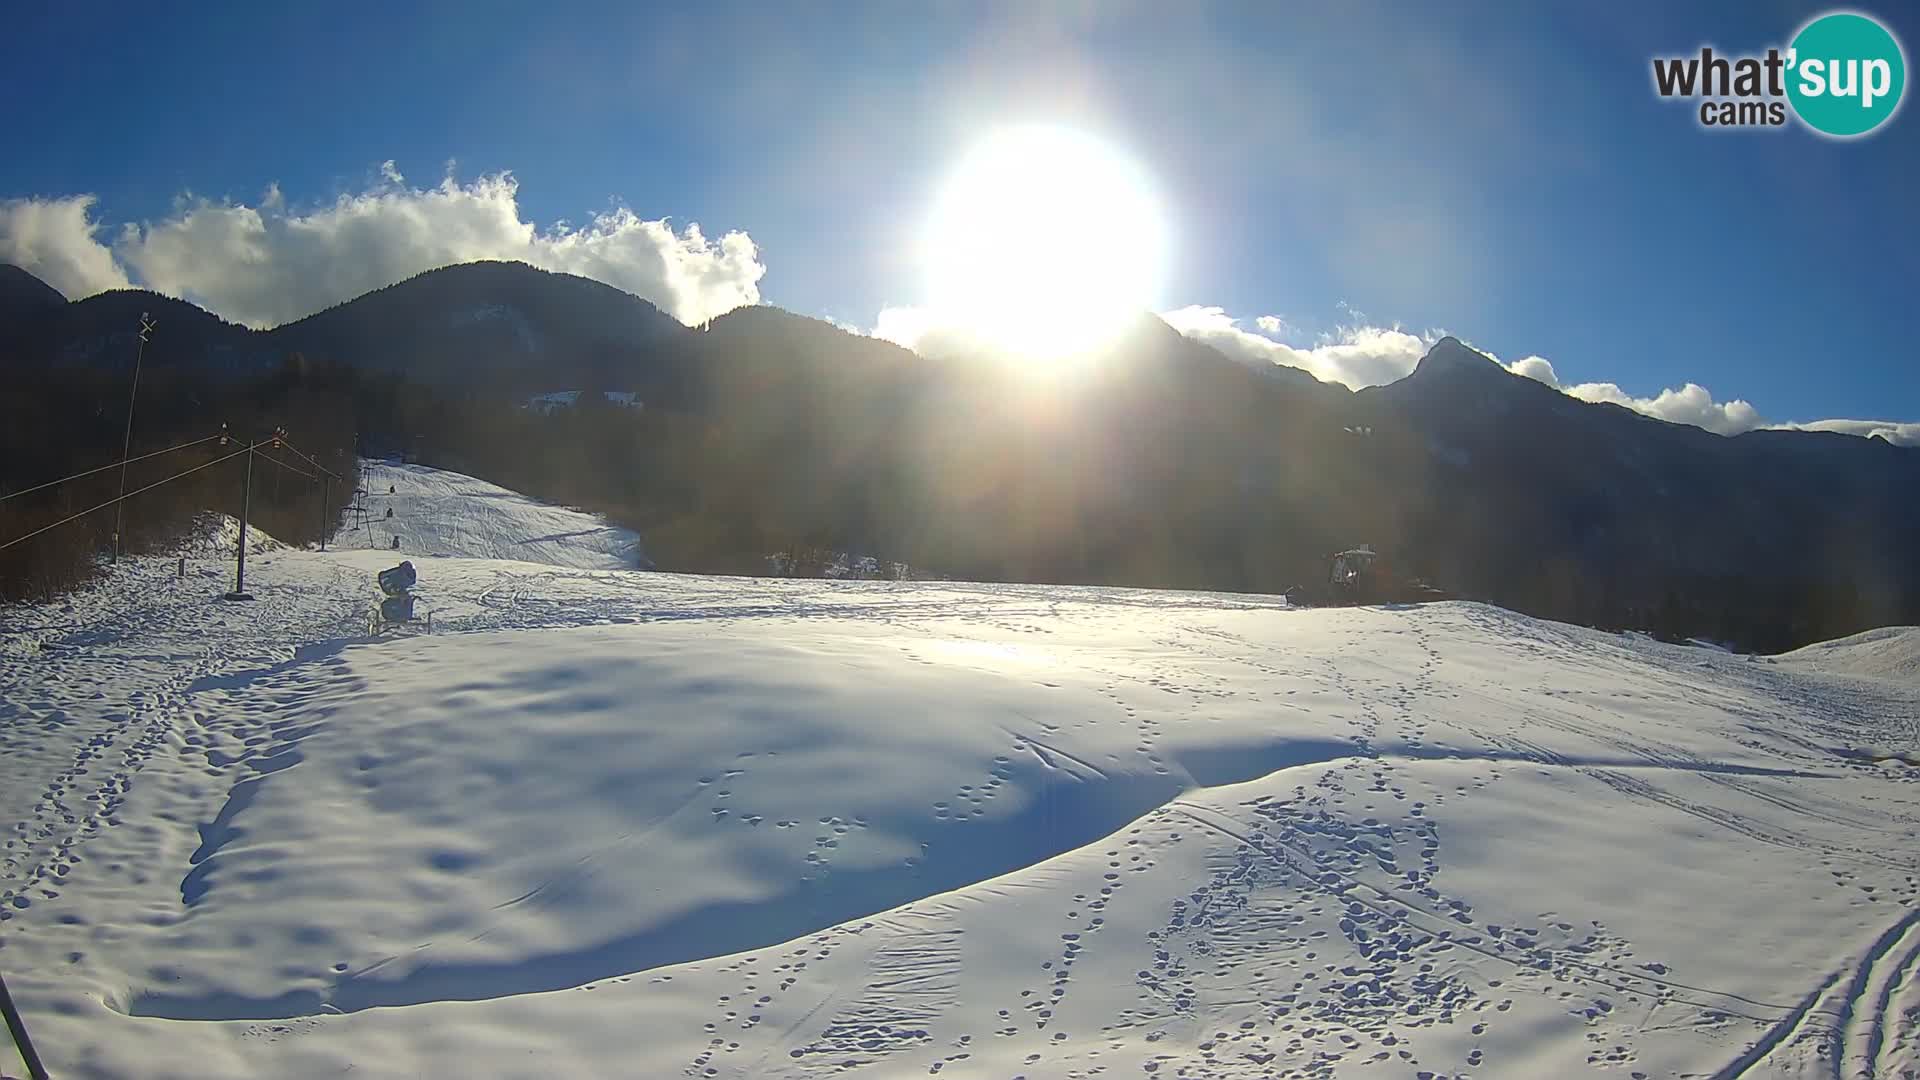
319, 475, 331, 551
0, 968, 49, 1080
225, 438, 256, 601
112, 313, 155, 563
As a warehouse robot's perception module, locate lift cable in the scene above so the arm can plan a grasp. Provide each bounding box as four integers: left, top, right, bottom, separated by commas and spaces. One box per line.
0, 442, 264, 552
0, 433, 224, 505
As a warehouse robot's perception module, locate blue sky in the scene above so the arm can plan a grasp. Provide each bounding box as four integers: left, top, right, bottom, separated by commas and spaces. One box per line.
2, 1, 1915, 433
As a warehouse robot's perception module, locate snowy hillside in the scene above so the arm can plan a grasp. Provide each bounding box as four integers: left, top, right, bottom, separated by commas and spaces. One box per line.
0, 466, 1916, 1079
333, 461, 648, 570
1779, 625, 1920, 683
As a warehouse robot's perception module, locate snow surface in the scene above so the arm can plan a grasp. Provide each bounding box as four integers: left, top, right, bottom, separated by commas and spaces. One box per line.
332, 462, 647, 570
200, 513, 288, 558
1, 465, 1917, 1079
1779, 625, 1920, 683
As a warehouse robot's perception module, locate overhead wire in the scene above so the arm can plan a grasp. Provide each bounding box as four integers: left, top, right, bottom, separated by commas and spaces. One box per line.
269, 438, 340, 479
0, 442, 263, 552
0, 433, 224, 505
2, 431, 344, 554
252, 446, 318, 482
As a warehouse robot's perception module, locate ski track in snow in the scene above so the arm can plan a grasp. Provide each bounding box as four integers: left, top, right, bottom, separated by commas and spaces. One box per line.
0, 462, 1917, 1079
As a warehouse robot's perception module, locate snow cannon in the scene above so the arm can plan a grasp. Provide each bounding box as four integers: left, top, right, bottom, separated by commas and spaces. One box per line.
369, 561, 429, 634
378, 560, 417, 598
379, 592, 417, 624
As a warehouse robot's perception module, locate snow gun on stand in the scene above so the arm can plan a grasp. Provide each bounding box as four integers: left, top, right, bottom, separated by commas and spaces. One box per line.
369, 560, 431, 634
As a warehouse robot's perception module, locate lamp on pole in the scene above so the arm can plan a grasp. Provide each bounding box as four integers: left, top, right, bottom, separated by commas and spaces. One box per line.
222, 425, 262, 602
112, 312, 155, 563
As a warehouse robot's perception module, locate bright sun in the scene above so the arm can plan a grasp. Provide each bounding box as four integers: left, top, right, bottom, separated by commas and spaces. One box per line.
923, 125, 1168, 359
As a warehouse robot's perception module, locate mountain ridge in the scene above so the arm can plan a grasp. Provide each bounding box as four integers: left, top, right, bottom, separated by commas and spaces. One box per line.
0, 257, 1909, 455
0, 263, 68, 318
3, 258, 1915, 650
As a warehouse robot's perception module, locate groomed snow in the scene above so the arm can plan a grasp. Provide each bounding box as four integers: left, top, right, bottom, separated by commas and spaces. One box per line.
1, 465, 1916, 1079
1779, 625, 1920, 683
333, 462, 648, 570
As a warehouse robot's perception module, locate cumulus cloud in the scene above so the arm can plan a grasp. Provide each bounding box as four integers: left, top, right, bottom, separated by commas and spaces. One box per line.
1501, 346, 1913, 445
1161, 309, 1766, 436
0, 194, 131, 298
1562, 381, 1760, 436
869, 305, 1036, 365
1157, 305, 1433, 389
1504, 355, 1559, 387
1164, 306, 1915, 446
1499, 353, 1763, 435
1767, 419, 1919, 447
2, 163, 764, 328
9, 178, 1911, 451
871, 306, 938, 351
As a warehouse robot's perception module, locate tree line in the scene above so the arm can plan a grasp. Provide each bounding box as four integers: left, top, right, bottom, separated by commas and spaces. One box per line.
0, 356, 358, 602
6, 321, 1913, 656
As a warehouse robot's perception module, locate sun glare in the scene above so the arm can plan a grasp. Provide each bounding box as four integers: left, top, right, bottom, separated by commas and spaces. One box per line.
923, 125, 1168, 360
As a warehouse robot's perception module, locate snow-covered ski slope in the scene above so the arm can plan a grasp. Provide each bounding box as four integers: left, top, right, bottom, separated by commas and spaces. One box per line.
1, 467, 1916, 1080
1780, 624, 1920, 683
332, 461, 647, 569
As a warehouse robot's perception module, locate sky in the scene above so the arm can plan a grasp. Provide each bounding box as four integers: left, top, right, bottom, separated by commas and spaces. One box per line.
1, 0, 1915, 442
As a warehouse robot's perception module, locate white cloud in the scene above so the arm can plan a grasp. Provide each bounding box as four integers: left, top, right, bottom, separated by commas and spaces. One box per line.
872, 302, 1433, 384
1563, 380, 1762, 435
1505, 355, 1560, 387
1164, 306, 1914, 447
1, 166, 764, 328
1767, 418, 1918, 447
0, 194, 131, 299
1503, 350, 1914, 445
868, 305, 1016, 364
7, 181, 1913, 452
1499, 353, 1763, 435
1157, 305, 1432, 389
871, 306, 938, 351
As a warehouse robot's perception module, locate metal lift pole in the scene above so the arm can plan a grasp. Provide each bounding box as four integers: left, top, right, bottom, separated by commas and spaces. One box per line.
225, 442, 256, 601
112, 313, 155, 563
0, 969, 50, 1080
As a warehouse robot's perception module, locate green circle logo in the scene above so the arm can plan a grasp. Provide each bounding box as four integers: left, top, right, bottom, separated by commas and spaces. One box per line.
1787, 12, 1906, 137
